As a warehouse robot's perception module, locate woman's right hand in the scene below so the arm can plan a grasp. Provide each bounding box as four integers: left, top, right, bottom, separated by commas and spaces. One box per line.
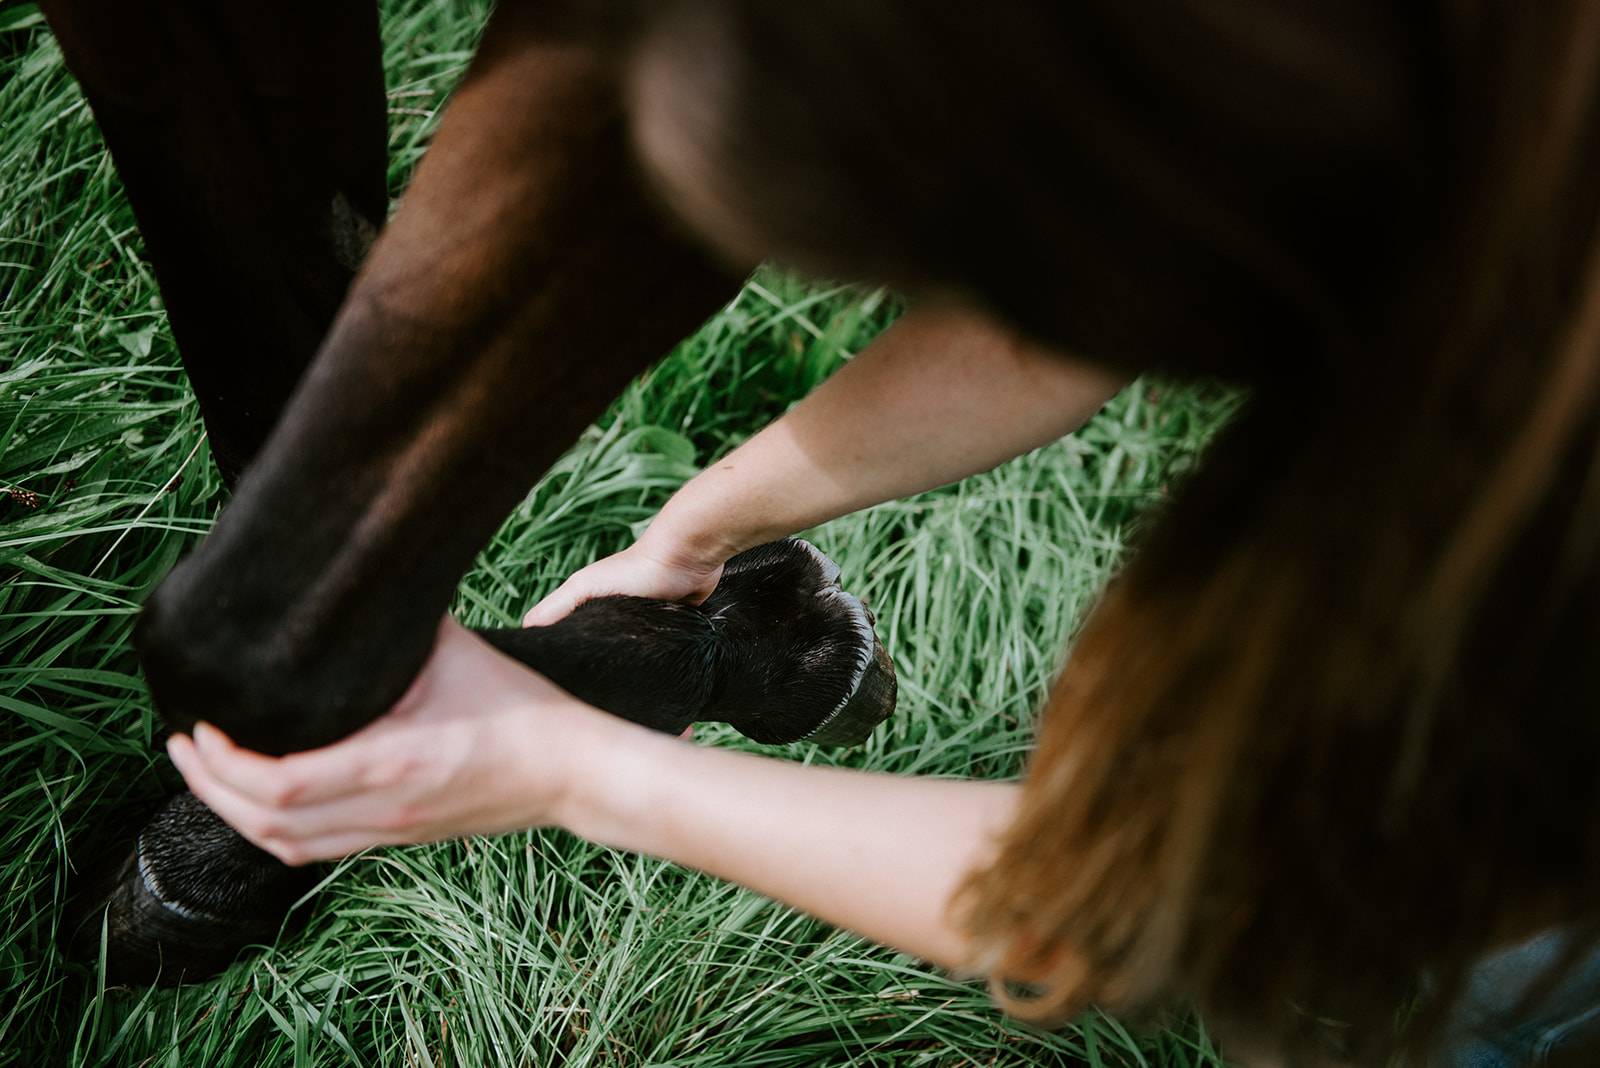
522, 533, 728, 626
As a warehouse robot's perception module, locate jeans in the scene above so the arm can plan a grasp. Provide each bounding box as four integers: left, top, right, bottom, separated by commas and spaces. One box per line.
1435, 930, 1600, 1067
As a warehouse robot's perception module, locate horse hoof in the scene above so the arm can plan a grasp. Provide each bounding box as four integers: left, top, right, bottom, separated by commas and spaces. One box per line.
703, 539, 897, 746
69, 791, 320, 985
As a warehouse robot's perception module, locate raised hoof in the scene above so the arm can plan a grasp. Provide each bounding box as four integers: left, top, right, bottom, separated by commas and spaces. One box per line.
69, 791, 320, 985
703, 539, 897, 746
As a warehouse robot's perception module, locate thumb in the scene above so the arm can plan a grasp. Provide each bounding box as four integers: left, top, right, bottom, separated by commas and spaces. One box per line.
523, 584, 579, 627
524, 565, 620, 626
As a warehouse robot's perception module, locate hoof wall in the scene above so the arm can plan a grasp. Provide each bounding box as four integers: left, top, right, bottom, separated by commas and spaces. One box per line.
705, 539, 897, 746
68, 792, 319, 985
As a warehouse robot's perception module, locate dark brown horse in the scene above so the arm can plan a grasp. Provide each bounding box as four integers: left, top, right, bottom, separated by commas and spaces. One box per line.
39, 0, 893, 981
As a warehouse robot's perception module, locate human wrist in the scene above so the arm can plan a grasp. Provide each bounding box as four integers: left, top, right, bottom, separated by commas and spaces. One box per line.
636, 488, 753, 574
551, 714, 679, 851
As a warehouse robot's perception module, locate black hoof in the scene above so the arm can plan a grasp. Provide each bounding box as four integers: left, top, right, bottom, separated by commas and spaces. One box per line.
68, 791, 319, 985
484, 538, 897, 745
700, 539, 897, 746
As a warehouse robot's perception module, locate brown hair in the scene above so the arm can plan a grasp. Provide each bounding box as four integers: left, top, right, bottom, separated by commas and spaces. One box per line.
623, 2, 1600, 1060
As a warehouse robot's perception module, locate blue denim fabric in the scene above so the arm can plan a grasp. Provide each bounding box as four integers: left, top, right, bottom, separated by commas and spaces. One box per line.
1434, 930, 1600, 1067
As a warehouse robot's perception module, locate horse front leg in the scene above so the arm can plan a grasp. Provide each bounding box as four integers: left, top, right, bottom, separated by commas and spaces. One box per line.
42, 0, 385, 982
135, 7, 735, 757
80, 6, 729, 982
92, 4, 895, 983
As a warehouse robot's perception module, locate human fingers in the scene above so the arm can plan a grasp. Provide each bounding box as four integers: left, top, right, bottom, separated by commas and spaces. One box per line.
523, 552, 724, 627
522, 552, 656, 626
259, 830, 388, 866
170, 732, 412, 863
186, 721, 384, 808
168, 733, 330, 864
522, 572, 596, 626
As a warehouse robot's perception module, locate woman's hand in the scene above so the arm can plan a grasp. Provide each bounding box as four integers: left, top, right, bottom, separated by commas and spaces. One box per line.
522, 530, 727, 626
166, 617, 619, 866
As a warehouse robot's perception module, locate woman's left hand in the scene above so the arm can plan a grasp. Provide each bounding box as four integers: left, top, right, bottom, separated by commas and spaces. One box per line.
166, 616, 616, 866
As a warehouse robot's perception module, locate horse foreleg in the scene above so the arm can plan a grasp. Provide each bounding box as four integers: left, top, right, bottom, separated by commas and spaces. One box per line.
85, 4, 734, 983
42, 0, 386, 983
134, 6, 736, 758
487, 539, 896, 747
88, 4, 894, 983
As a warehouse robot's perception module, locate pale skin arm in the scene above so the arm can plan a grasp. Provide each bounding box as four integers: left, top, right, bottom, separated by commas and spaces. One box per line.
527, 303, 1127, 620
167, 618, 1019, 969
655, 302, 1127, 559
563, 713, 1021, 968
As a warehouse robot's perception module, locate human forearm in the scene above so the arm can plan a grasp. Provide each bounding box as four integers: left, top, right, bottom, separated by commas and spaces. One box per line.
645, 304, 1128, 565
559, 718, 1020, 968
525, 304, 1128, 624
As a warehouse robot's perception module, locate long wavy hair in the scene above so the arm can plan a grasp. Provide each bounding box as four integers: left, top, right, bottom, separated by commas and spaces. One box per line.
622, 2, 1600, 1060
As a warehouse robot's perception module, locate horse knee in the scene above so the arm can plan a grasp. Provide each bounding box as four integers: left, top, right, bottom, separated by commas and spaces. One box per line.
136, 569, 393, 756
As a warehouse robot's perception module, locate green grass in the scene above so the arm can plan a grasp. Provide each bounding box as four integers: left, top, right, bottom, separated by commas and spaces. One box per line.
1, 2, 1239, 1064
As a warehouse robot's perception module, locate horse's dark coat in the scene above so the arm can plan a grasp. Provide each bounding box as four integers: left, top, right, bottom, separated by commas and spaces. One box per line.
40, 0, 894, 980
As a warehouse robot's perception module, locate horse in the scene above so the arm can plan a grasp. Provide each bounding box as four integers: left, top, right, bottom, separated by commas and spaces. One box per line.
35, 0, 895, 982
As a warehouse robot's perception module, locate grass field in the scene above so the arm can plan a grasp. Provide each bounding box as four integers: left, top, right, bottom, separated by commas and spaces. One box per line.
1, 3, 1240, 1064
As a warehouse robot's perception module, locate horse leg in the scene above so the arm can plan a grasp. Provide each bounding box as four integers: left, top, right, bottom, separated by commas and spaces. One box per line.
131, 2, 737, 758
76, 1, 891, 982
61, 0, 679, 983
93, 534, 897, 983
39, 0, 388, 484
41, 0, 390, 979
486, 539, 896, 747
